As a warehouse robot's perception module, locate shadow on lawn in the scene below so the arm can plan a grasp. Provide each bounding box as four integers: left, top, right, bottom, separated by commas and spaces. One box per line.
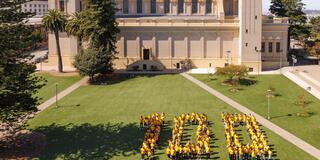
33, 122, 145, 159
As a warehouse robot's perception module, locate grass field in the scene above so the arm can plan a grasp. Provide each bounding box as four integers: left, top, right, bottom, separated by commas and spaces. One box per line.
35, 73, 82, 103
27, 74, 315, 159
193, 74, 320, 150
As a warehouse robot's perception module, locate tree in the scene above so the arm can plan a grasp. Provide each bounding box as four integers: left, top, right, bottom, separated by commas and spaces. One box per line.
67, 0, 120, 77
42, 9, 67, 72
309, 16, 320, 40
295, 90, 310, 117
270, 0, 310, 44
216, 65, 249, 91
0, 0, 45, 130
73, 48, 109, 80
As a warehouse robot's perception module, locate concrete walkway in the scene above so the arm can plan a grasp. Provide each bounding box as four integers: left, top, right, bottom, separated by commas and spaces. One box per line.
282, 66, 320, 100
181, 73, 320, 159
37, 77, 88, 112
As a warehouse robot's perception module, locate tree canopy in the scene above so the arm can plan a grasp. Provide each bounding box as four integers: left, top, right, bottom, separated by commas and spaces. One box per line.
0, 0, 45, 123
270, 0, 310, 41
67, 0, 120, 78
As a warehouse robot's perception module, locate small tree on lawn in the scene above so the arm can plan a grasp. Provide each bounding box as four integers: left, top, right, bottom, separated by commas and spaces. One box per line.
73, 48, 108, 81
216, 65, 249, 91
42, 9, 67, 72
295, 90, 310, 117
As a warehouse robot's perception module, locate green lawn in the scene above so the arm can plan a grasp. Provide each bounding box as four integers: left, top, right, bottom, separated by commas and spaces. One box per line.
28, 74, 315, 160
35, 73, 82, 103
193, 74, 320, 150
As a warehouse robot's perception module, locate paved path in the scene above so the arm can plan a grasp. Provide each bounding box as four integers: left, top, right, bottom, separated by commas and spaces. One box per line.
282, 66, 320, 100
37, 77, 88, 112
181, 73, 320, 159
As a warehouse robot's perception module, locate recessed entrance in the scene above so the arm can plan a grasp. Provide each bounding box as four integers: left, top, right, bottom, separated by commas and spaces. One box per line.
143, 49, 150, 60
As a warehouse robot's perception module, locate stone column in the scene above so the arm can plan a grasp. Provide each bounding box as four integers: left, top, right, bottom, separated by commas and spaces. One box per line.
143, 0, 151, 14
116, 0, 124, 14
170, 0, 178, 15
185, 0, 192, 15
217, 0, 225, 19
129, 0, 137, 14
156, 0, 165, 14
199, 0, 205, 15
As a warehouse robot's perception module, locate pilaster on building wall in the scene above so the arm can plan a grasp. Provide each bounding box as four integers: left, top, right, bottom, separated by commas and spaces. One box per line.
46, 0, 288, 72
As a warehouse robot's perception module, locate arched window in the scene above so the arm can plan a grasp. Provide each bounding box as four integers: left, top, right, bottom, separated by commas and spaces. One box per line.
206, 0, 212, 14
164, 0, 170, 13
192, 0, 198, 14
178, 0, 184, 14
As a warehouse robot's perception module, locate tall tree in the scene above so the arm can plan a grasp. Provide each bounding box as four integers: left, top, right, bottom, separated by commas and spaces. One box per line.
309, 16, 320, 40
270, 0, 310, 43
42, 9, 67, 72
67, 0, 120, 77
0, 0, 44, 124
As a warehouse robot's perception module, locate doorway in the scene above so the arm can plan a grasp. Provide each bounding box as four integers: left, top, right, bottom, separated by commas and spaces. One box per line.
143, 49, 150, 60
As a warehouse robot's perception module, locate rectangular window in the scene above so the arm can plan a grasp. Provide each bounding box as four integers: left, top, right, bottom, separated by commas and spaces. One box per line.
123, 0, 129, 14
151, 0, 157, 14
276, 42, 281, 52
164, 0, 170, 13
137, 0, 142, 13
206, 0, 212, 14
178, 0, 184, 14
24, 4, 27, 7
192, 0, 198, 14
29, 4, 32, 7
261, 42, 265, 52
268, 42, 273, 53
59, 0, 65, 12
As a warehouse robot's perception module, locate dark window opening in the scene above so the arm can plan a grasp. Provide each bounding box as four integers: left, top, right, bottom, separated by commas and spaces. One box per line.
123, 0, 129, 14
249, 68, 254, 72
176, 63, 180, 69
276, 42, 281, 52
59, 0, 65, 12
268, 42, 273, 53
151, 0, 157, 13
192, 0, 198, 14
137, 0, 142, 13
206, 0, 212, 14
164, 0, 170, 13
178, 0, 184, 14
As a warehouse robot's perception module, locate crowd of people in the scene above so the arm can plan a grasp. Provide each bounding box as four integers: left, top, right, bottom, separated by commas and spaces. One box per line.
221, 113, 273, 160
166, 113, 211, 159
140, 113, 165, 159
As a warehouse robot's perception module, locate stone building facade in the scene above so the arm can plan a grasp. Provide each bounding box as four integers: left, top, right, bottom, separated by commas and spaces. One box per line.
47, 0, 289, 72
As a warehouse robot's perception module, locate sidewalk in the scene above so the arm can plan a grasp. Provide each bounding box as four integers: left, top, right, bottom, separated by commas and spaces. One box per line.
37, 77, 88, 112
181, 72, 320, 159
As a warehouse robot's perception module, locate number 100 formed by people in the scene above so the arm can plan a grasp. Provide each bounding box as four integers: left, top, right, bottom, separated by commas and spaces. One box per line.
139, 112, 272, 160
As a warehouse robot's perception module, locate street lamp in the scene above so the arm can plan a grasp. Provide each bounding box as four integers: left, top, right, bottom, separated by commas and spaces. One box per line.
279, 49, 283, 73
55, 83, 58, 107
255, 48, 262, 76
266, 89, 273, 120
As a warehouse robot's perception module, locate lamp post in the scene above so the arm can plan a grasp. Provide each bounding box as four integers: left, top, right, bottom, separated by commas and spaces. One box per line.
266, 89, 273, 120
279, 49, 283, 73
255, 48, 262, 76
55, 83, 58, 107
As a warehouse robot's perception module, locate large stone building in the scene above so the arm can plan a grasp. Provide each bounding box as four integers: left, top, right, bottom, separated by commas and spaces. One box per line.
47, 0, 289, 72
22, 0, 49, 18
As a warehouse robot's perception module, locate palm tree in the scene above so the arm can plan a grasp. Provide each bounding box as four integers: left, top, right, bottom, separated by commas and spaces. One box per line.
42, 9, 66, 72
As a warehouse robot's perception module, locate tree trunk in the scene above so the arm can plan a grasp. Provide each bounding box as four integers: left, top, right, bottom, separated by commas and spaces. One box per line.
54, 31, 63, 72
